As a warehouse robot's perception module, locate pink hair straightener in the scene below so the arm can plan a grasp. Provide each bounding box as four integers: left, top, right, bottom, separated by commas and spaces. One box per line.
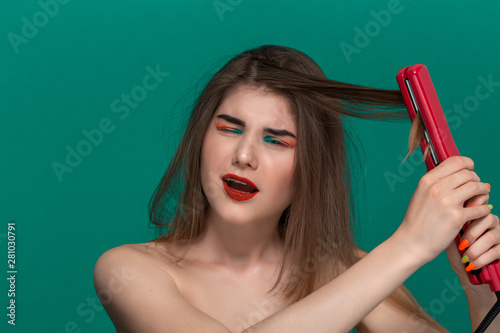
397, 64, 500, 332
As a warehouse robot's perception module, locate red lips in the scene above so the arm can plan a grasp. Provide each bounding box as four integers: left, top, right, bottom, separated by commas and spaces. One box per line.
222, 173, 259, 191
222, 173, 259, 201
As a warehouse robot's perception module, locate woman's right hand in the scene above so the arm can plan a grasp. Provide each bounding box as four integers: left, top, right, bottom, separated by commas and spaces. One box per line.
393, 155, 492, 266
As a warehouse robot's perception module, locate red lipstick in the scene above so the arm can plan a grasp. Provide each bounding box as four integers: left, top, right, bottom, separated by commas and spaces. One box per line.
222, 173, 259, 201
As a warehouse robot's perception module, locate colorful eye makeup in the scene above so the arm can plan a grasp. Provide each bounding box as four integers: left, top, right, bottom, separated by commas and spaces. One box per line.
264, 134, 295, 148
214, 120, 296, 148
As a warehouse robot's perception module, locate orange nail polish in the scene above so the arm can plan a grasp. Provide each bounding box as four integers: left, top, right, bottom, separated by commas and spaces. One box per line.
458, 239, 469, 251
466, 263, 476, 272
468, 204, 475, 207
485, 183, 491, 189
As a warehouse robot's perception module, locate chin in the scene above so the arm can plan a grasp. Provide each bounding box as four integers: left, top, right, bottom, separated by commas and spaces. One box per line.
208, 204, 257, 224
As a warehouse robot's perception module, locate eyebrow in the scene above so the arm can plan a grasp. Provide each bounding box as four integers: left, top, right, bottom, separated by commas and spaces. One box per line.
215, 114, 297, 139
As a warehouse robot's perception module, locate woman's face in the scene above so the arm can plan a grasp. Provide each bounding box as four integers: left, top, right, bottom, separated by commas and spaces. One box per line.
200, 85, 297, 226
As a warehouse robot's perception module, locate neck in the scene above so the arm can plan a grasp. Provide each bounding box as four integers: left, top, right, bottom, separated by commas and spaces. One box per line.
195, 207, 284, 270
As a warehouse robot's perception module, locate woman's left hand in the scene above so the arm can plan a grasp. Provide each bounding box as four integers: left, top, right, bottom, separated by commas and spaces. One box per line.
445, 187, 500, 331
445, 187, 500, 286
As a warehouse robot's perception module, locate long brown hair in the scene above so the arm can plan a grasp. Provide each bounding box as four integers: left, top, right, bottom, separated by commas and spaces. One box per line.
148, 45, 446, 332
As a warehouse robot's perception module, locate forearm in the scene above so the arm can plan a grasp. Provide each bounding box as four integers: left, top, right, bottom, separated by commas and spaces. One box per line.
461, 278, 500, 332
244, 232, 423, 333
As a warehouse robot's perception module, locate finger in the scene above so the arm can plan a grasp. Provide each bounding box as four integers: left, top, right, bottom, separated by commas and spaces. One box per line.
463, 244, 500, 271
433, 156, 475, 180
440, 169, 480, 191
455, 182, 491, 207
446, 240, 462, 263
463, 225, 500, 261
464, 191, 489, 208
462, 213, 499, 246
462, 204, 493, 227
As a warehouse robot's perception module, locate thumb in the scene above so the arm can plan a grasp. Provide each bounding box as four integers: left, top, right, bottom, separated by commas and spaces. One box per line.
446, 240, 460, 261
445, 238, 470, 280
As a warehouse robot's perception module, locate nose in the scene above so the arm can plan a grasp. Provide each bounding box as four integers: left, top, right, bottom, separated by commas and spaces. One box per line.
232, 136, 258, 169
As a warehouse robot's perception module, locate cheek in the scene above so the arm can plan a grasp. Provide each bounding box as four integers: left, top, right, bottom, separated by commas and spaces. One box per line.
200, 143, 220, 201
284, 157, 296, 195
269, 159, 295, 193
200, 134, 215, 182
201, 127, 220, 160
270, 171, 294, 209
284, 169, 295, 194
201, 131, 225, 169
200, 131, 229, 191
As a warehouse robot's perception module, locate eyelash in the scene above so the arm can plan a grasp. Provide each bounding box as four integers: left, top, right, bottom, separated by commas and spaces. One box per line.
216, 126, 290, 148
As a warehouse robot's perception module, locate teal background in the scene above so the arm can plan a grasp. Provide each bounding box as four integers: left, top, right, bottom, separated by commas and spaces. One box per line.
1, 0, 499, 332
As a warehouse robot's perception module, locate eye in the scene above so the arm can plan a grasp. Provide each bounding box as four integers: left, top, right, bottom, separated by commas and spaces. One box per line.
216, 126, 242, 135
215, 125, 291, 148
264, 136, 290, 148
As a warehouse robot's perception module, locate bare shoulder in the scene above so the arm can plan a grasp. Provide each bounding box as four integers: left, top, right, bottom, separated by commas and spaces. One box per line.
95, 243, 145, 261
93, 243, 162, 277
93, 242, 230, 333
94, 242, 178, 270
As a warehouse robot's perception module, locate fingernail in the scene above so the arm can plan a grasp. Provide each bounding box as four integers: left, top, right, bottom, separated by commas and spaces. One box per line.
485, 183, 491, 189
468, 204, 475, 207
459, 239, 469, 251
466, 263, 476, 272
461, 255, 469, 264
488, 204, 493, 210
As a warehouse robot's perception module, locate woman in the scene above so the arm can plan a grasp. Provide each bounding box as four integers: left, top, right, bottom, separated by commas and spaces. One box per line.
93, 45, 500, 332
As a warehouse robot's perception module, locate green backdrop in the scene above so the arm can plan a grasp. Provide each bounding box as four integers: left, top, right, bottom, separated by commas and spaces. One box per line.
2, 0, 499, 332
